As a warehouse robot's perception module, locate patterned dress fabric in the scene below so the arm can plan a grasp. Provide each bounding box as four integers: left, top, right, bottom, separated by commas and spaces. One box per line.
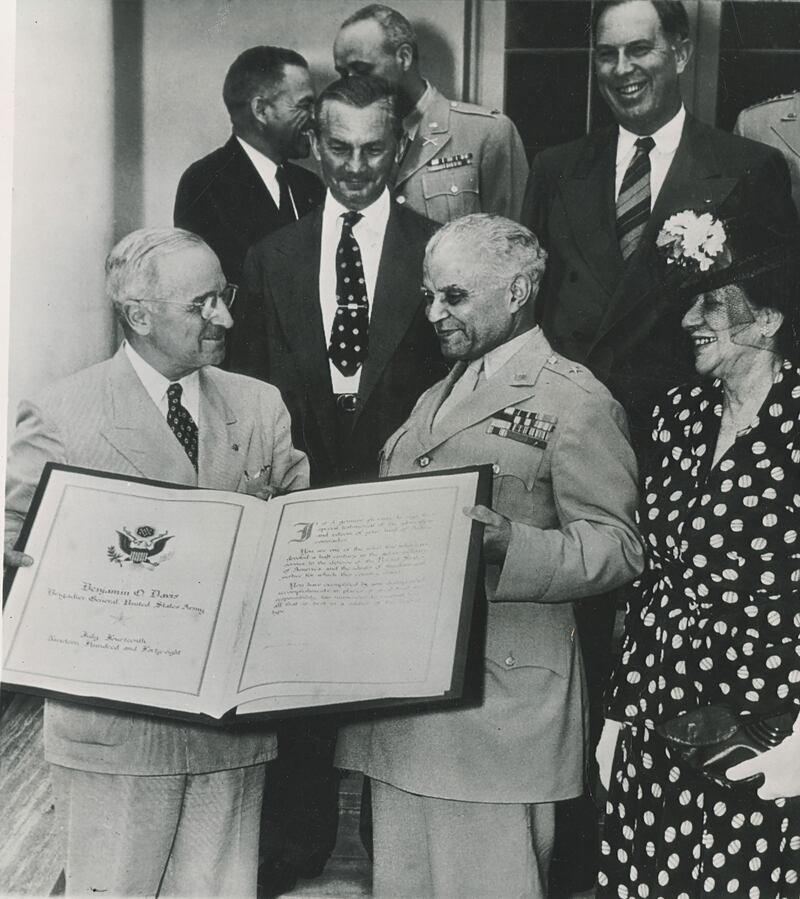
166, 382, 198, 470
599, 359, 800, 898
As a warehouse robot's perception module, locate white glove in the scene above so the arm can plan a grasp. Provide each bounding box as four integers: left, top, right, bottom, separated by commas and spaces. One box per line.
726, 711, 800, 800
596, 719, 622, 792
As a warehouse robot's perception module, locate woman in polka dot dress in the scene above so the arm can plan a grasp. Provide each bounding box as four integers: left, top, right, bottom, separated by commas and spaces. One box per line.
596, 214, 800, 899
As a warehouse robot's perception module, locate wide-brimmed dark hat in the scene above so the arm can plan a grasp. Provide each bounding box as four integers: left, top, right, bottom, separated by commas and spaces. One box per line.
651, 209, 800, 356
656, 210, 800, 304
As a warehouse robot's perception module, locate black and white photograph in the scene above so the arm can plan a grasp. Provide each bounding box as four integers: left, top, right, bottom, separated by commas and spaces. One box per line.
2, 1, 800, 897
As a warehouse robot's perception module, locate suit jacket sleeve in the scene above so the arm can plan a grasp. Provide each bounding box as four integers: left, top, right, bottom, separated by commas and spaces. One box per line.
227, 246, 272, 379
257, 385, 309, 493
480, 114, 530, 222
520, 150, 553, 245
738, 144, 800, 234
5, 400, 68, 550
494, 390, 644, 603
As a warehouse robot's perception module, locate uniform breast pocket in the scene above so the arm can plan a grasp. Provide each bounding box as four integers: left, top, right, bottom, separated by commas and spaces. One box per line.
491, 440, 548, 524
422, 167, 480, 220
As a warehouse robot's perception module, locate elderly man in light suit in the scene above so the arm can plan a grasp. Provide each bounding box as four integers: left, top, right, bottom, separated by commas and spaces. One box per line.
335, 214, 644, 898
4, 228, 308, 897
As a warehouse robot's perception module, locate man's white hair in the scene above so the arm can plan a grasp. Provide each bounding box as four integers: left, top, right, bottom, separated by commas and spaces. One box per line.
425, 214, 547, 288
105, 227, 209, 320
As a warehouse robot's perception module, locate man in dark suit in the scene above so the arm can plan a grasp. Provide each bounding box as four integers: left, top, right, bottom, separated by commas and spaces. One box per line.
230, 74, 445, 894
522, 1, 799, 889
174, 46, 324, 286
524, 0, 798, 445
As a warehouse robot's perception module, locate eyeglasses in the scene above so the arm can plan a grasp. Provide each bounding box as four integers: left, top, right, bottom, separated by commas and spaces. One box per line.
131, 284, 238, 319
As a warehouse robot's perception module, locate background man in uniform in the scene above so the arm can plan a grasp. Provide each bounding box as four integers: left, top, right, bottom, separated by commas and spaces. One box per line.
3, 228, 308, 897
174, 46, 324, 286
522, 5, 798, 884
336, 213, 644, 899
735, 90, 800, 216
230, 74, 445, 894
333, 4, 528, 224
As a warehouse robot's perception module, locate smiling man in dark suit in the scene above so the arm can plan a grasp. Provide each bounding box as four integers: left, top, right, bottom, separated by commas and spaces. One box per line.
230, 74, 445, 895
174, 46, 324, 286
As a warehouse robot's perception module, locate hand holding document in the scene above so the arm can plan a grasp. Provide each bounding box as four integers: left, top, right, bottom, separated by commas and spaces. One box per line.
3, 464, 488, 721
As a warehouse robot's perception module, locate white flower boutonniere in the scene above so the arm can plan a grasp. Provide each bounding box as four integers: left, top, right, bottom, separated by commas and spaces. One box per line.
656, 211, 730, 272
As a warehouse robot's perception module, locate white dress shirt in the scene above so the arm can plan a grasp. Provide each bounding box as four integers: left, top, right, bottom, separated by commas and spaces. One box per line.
124, 341, 200, 424
236, 136, 298, 218
614, 105, 686, 207
319, 188, 391, 393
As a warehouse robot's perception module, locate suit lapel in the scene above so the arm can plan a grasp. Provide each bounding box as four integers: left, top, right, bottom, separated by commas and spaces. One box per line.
557, 127, 622, 299
396, 91, 452, 187
224, 137, 282, 230
355, 207, 424, 422
591, 116, 740, 343
197, 369, 247, 490
100, 349, 197, 485
270, 211, 338, 456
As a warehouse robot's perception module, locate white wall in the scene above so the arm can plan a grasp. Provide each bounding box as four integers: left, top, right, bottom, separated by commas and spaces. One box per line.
8, 0, 116, 431
140, 0, 468, 228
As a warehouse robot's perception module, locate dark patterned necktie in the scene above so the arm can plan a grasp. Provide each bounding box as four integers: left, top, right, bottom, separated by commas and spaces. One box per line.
616, 135, 656, 261
275, 165, 295, 226
166, 383, 198, 470
329, 211, 369, 376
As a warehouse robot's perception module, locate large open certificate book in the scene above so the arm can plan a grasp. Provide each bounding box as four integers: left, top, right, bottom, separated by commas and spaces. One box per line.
3, 464, 488, 721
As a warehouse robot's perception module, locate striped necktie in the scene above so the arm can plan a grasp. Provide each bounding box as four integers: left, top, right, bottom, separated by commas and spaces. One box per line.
616, 136, 655, 261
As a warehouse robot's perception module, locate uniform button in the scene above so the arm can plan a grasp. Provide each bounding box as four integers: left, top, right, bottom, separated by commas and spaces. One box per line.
492, 463, 501, 475
450, 185, 458, 194
396, 195, 406, 205
504, 654, 516, 668
418, 456, 430, 468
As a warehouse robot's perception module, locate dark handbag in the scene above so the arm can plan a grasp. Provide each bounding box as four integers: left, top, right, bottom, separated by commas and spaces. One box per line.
655, 704, 795, 789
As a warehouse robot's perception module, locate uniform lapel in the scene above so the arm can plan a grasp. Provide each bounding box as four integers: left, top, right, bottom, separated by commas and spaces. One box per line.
197, 368, 246, 491
557, 127, 622, 299
769, 94, 800, 161
396, 90, 452, 187
100, 348, 197, 485
420, 332, 550, 453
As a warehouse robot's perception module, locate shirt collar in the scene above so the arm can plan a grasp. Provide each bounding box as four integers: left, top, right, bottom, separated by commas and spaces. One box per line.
403, 80, 435, 140
123, 340, 200, 418
236, 135, 278, 180
480, 327, 541, 380
323, 187, 391, 234
616, 104, 686, 162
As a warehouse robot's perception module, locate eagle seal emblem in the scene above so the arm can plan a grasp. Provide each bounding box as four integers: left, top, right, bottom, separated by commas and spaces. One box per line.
108, 525, 173, 567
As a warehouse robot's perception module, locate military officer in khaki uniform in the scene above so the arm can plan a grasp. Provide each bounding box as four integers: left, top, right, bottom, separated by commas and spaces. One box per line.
735, 91, 800, 216
334, 4, 529, 223
336, 214, 644, 898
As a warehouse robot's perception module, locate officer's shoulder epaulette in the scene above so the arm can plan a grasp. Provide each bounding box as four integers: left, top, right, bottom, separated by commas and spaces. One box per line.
449, 99, 502, 119
740, 91, 799, 113
542, 354, 596, 394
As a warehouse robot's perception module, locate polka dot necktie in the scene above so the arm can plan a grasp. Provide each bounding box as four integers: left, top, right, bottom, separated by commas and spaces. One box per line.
616, 135, 655, 261
166, 382, 198, 471
329, 210, 369, 376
